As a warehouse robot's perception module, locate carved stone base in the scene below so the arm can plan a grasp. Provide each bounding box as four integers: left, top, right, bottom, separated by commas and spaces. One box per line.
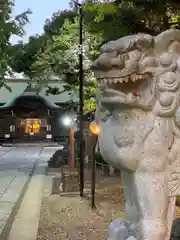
107, 219, 137, 240
61, 165, 79, 192
51, 166, 79, 195
52, 176, 63, 194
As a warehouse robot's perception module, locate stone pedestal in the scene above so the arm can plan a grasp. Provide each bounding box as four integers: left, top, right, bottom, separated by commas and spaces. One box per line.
52, 177, 63, 194
51, 168, 64, 194
51, 166, 79, 194
107, 219, 137, 240
61, 166, 79, 192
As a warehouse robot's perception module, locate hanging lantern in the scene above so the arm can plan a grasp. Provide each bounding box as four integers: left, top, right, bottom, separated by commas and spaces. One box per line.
89, 121, 100, 136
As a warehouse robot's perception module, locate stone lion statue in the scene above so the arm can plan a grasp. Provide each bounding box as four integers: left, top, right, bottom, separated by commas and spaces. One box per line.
92, 29, 180, 240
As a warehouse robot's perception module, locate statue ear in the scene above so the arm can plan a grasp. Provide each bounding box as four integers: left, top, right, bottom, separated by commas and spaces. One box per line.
155, 29, 180, 54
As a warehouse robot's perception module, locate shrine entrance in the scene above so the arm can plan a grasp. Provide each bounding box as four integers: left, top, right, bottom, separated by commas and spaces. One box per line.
24, 118, 41, 134
23, 118, 48, 135
0, 87, 68, 143
14, 118, 49, 141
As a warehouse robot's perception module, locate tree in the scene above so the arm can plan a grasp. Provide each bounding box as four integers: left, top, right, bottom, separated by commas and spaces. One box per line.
9, 9, 77, 85
0, 0, 31, 90
30, 17, 102, 112
44, 10, 76, 36
10, 34, 47, 78
11, 0, 180, 112
83, 0, 180, 42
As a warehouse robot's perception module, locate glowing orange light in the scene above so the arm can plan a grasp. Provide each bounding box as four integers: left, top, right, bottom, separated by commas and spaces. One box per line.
24, 119, 40, 134
32, 120, 40, 133
89, 121, 100, 136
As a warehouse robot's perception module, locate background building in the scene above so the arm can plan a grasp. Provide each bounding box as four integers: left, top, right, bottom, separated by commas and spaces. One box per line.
0, 72, 77, 143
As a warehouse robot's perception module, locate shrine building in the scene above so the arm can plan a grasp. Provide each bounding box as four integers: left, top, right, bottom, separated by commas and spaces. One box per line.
0, 72, 77, 143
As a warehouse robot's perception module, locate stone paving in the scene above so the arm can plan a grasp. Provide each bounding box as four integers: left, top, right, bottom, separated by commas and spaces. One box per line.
0, 145, 61, 239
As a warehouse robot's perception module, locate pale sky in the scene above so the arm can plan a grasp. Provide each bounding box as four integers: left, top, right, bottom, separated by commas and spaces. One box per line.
11, 0, 70, 44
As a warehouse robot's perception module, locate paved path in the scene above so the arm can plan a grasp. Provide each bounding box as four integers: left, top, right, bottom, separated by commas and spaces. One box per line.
0, 145, 61, 239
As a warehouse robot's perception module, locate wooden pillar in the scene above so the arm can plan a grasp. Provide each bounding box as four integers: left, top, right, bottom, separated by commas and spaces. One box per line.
69, 127, 75, 168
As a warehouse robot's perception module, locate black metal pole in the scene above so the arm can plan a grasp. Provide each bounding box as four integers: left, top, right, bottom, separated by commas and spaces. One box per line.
78, 4, 84, 197
91, 135, 97, 208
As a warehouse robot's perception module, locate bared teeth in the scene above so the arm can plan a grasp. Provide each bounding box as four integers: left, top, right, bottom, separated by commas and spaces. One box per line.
100, 79, 105, 85
106, 79, 110, 84
104, 79, 108, 84
135, 75, 139, 81
123, 77, 129, 83
138, 75, 143, 79
108, 78, 114, 84
131, 74, 136, 82
118, 78, 124, 83
99, 73, 148, 86
130, 74, 145, 82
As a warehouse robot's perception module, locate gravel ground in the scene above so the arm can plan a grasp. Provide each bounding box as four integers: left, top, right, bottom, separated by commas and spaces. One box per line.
36, 168, 180, 240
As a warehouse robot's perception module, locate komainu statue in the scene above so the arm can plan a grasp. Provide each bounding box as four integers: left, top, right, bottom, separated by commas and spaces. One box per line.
92, 29, 180, 240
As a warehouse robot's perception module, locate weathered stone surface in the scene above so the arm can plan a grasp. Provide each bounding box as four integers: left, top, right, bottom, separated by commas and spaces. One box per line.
126, 237, 137, 240
93, 29, 180, 239
62, 166, 79, 193
108, 219, 136, 240
52, 176, 63, 194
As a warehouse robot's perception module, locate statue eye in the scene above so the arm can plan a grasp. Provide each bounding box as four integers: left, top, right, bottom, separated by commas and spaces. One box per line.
121, 54, 129, 62
140, 57, 157, 68
159, 53, 173, 66
111, 56, 125, 68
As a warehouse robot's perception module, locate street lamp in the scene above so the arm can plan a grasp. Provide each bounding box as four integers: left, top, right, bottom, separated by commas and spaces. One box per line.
72, 0, 84, 197
61, 116, 73, 127
89, 121, 101, 209
61, 114, 76, 168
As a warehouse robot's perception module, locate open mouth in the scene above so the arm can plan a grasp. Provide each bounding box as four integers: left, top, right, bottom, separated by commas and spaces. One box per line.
99, 73, 149, 86
97, 72, 151, 106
